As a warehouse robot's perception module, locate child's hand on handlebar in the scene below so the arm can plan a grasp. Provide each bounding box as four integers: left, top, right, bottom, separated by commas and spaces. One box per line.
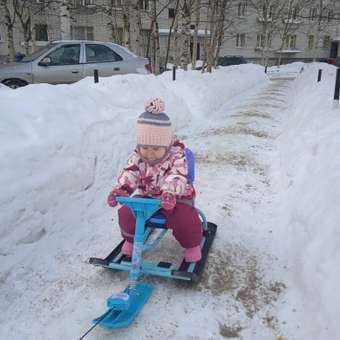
107, 188, 128, 208
160, 191, 176, 210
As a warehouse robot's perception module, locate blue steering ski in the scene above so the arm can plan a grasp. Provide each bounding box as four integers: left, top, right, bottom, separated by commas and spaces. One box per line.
92, 197, 160, 328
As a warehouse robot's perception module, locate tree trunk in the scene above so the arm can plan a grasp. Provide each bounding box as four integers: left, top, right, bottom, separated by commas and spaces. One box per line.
191, 0, 200, 69
206, 0, 217, 73
23, 16, 32, 55
1, 0, 16, 61
213, 0, 228, 68
13, 1, 33, 55
136, 3, 144, 55
261, 23, 268, 66
149, 0, 160, 74
145, 20, 153, 59
179, 1, 191, 71
201, 0, 210, 73
108, 4, 122, 44
122, 0, 131, 48
173, 3, 180, 66
130, 0, 142, 55
154, 20, 160, 74
165, 0, 180, 69
214, 2, 227, 67
311, 0, 323, 62
60, 1, 71, 40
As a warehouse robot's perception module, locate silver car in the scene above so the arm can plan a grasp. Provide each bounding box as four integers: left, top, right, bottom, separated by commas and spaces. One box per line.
0, 40, 151, 88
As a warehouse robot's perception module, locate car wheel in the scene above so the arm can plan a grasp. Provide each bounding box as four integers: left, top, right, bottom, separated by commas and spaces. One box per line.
2, 79, 28, 89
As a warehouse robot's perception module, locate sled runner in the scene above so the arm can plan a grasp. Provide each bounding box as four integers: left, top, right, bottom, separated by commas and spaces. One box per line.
89, 200, 217, 282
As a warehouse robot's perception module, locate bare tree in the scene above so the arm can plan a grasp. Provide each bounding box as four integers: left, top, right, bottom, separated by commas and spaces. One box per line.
201, 0, 231, 72
275, 0, 313, 65
248, 0, 289, 66
9, 0, 57, 55
306, 0, 339, 61
165, 0, 180, 68
129, 0, 143, 55
122, 0, 131, 48
213, 0, 231, 67
178, 0, 193, 70
0, 0, 16, 61
59, 0, 71, 40
144, 0, 174, 74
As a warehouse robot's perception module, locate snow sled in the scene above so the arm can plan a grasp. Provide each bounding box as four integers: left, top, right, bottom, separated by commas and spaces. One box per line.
88, 148, 217, 330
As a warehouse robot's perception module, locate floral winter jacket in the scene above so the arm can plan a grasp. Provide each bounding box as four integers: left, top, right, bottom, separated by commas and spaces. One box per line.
113, 139, 195, 200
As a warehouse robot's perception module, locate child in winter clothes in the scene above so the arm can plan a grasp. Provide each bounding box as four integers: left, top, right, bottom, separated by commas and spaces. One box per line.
107, 98, 203, 262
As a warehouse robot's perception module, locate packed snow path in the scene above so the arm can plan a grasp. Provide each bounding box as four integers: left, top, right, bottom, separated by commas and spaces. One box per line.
0, 77, 295, 340
183, 78, 293, 339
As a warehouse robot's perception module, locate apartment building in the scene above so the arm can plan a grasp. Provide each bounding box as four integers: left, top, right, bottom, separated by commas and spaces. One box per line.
0, 0, 339, 65
223, 0, 340, 64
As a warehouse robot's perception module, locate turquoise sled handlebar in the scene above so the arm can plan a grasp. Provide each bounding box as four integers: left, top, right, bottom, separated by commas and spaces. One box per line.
116, 196, 161, 207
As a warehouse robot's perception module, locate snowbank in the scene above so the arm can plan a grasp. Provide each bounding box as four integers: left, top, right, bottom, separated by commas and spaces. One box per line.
275, 63, 340, 339
0, 65, 267, 237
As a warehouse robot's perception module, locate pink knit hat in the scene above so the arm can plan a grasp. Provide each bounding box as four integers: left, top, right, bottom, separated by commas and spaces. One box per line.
136, 98, 173, 147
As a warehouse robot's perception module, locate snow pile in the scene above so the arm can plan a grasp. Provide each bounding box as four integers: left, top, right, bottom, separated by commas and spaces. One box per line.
0, 65, 267, 239
1, 61, 339, 340
275, 63, 340, 339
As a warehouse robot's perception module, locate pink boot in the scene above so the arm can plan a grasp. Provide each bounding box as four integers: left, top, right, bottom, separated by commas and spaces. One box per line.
184, 245, 202, 262
121, 240, 133, 256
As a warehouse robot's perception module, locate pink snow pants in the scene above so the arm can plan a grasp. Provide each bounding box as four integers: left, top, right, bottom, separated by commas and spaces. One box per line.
118, 203, 203, 248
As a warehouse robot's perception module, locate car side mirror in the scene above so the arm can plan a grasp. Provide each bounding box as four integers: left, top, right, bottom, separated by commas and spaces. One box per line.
39, 57, 51, 66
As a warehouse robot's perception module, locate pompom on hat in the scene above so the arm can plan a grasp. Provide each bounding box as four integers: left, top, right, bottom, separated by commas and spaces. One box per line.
136, 98, 173, 147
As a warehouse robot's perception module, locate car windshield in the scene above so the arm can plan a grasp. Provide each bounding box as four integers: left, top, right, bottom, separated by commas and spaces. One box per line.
21, 43, 55, 62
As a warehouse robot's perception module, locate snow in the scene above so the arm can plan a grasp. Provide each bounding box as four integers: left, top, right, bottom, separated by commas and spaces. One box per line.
0, 62, 339, 340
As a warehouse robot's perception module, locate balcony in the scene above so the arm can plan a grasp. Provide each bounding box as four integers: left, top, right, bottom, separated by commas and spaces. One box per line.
255, 46, 274, 52
275, 49, 302, 54
283, 18, 302, 24
257, 15, 272, 22
158, 28, 210, 37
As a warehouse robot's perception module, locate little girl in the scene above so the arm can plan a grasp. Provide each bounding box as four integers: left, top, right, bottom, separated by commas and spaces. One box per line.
107, 98, 202, 262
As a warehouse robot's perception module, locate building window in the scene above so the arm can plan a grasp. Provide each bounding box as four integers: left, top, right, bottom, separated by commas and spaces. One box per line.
286, 34, 297, 49
328, 10, 333, 22
139, 0, 149, 11
236, 33, 246, 47
168, 8, 175, 19
262, 5, 273, 20
112, 27, 123, 44
307, 35, 314, 49
292, 6, 299, 19
71, 26, 94, 40
142, 29, 151, 46
309, 7, 317, 21
35, 24, 48, 41
74, 0, 94, 7
256, 33, 271, 48
237, 1, 247, 17
323, 35, 330, 49
113, 0, 122, 7
141, 29, 151, 55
